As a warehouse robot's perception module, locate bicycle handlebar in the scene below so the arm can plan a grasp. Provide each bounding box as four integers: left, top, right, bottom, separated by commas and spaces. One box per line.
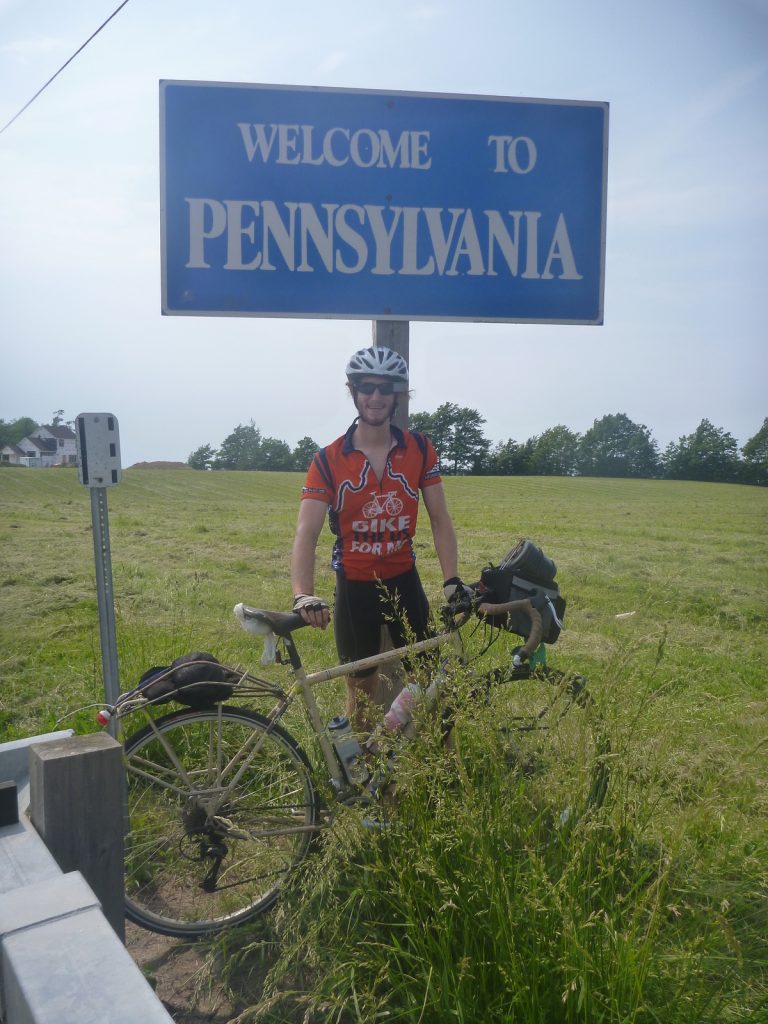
237, 596, 543, 663
476, 598, 543, 660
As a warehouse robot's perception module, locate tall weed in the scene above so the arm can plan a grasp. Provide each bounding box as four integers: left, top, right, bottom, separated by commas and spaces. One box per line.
233, 652, 761, 1024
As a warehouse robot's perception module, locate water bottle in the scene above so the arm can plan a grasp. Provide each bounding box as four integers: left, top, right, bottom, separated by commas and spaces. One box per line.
383, 683, 421, 731
328, 715, 369, 785
384, 672, 447, 733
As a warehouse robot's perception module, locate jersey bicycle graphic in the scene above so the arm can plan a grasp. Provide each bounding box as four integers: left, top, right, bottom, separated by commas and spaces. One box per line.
362, 490, 404, 518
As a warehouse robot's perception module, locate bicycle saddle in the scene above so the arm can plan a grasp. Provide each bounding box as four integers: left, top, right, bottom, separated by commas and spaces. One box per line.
234, 603, 306, 636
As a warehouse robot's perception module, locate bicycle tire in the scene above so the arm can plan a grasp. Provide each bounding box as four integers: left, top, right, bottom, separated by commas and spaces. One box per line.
489, 667, 610, 814
123, 705, 320, 938
384, 496, 404, 515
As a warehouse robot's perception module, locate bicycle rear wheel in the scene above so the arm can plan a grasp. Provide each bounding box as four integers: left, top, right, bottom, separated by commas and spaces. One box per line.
123, 705, 320, 937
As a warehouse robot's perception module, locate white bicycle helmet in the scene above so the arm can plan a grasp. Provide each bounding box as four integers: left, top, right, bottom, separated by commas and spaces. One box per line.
345, 346, 409, 391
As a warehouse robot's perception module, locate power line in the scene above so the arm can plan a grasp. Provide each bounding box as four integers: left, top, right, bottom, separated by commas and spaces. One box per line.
0, 0, 133, 136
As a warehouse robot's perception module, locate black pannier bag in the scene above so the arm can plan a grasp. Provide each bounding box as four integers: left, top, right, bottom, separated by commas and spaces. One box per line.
134, 652, 237, 709
473, 539, 566, 644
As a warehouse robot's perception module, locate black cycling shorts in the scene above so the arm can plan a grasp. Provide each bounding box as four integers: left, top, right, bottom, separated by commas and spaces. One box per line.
334, 567, 432, 677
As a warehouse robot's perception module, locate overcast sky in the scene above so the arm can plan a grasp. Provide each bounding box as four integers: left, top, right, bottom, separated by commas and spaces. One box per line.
1, 0, 766, 467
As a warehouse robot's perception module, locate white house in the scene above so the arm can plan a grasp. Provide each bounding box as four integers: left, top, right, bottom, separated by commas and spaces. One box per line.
0, 444, 26, 465
0, 424, 77, 468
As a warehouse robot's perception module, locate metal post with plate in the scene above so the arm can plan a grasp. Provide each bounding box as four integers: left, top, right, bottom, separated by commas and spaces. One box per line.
75, 414, 122, 730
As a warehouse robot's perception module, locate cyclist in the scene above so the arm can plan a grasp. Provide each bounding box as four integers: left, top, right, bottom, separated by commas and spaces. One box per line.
291, 345, 472, 729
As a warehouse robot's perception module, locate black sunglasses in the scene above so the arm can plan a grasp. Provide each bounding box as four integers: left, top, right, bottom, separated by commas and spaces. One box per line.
354, 381, 396, 395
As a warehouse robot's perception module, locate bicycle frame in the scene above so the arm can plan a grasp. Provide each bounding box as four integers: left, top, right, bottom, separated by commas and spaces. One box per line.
280, 625, 466, 790
119, 592, 541, 825
120, 622, 466, 824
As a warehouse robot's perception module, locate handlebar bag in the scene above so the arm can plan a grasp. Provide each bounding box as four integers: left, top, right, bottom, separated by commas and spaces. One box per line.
475, 539, 566, 644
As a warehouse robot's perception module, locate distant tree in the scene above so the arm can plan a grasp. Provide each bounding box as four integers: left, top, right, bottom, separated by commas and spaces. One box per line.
259, 436, 294, 471
213, 422, 262, 470
195, 425, 310, 471
485, 437, 535, 475
741, 418, 768, 486
410, 407, 454, 462
187, 443, 217, 470
410, 403, 490, 474
530, 425, 581, 476
292, 436, 319, 472
449, 406, 491, 474
517, 437, 537, 475
409, 410, 434, 435
663, 419, 740, 482
0, 416, 38, 447
578, 413, 660, 478
485, 439, 516, 475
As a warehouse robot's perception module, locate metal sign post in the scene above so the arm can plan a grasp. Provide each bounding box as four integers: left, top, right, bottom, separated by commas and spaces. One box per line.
75, 414, 123, 727
372, 319, 409, 430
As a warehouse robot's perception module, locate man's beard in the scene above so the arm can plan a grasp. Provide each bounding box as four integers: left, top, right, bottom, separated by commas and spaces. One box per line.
357, 404, 394, 427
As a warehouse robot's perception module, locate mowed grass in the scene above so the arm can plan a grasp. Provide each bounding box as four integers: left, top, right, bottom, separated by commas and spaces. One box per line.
1, 467, 766, 1021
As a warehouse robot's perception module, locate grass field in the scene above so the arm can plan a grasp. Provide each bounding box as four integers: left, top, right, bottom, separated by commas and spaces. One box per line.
1, 467, 766, 1022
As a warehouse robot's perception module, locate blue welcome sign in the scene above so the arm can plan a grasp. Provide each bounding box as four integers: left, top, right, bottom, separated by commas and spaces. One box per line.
161, 81, 608, 324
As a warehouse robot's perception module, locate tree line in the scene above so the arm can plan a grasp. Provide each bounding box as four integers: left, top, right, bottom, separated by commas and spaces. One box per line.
189, 408, 767, 486
188, 424, 318, 473
0, 416, 43, 447
3, 409, 763, 485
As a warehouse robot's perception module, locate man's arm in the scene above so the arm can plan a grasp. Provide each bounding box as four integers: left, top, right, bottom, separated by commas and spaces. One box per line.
422, 483, 458, 583
291, 498, 331, 628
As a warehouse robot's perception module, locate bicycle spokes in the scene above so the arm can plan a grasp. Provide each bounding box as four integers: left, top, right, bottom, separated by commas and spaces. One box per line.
123, 708, 320, 938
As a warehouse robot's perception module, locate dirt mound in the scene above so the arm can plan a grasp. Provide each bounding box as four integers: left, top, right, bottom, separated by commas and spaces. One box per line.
129, 461, 191, 470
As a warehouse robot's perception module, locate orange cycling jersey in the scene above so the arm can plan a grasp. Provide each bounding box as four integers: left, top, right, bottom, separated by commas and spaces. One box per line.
302, 422, 442, 581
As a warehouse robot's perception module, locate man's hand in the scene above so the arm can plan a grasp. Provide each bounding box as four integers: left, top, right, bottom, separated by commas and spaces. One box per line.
443, 577, 475, 612
293, 593, 330, 629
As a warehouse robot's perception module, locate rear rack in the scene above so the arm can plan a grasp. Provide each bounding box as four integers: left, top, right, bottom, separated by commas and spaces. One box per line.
107, 666, 288, 719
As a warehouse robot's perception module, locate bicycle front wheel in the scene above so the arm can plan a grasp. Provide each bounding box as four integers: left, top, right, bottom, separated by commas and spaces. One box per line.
123, 705, 320, 938
491, 668, 610, 815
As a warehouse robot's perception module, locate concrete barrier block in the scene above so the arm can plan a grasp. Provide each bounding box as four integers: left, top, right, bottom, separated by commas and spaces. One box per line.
0, 732, 75, 812
0, 734, 176, 1024
0, 819, 61, 896
0, 871, 99, 939
7, 918, 175, 1023
0, 872, 173, 1023
28, 734, 125, 940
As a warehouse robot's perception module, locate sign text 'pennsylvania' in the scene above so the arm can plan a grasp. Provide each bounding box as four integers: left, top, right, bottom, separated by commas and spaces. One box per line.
160, 82, 608, 323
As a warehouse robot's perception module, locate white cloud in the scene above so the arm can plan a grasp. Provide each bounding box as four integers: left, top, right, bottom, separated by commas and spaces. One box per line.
2, 36, 67, 60
616, 61, 768, 176
681, 60, 767, 131
406, 5, 443, 20
608, 179, 768, 228
316, 50, 350, 74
